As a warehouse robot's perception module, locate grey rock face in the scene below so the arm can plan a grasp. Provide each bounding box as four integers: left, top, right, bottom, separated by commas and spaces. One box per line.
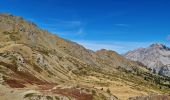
125, 43, 170, 77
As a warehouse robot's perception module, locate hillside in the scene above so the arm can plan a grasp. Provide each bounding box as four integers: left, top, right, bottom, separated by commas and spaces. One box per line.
0, 14, 170, 100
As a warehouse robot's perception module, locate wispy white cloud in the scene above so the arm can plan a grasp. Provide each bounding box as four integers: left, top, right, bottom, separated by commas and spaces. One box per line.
77, 28, 84, 34
37, 18, 85, 35
167, 35, 170, 41
43, 18, 82, 28
73, 40, 154, 54
114, 24, 129, 27
63, 20, 81, 26
51, 27, 84, 36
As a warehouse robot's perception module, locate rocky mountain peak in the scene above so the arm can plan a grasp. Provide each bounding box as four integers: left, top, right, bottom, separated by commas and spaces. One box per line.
125, 43, 170, 77
150, 43, 170, 50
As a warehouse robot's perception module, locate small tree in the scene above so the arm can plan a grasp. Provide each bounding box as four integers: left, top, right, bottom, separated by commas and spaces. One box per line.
144, 77, 147, 81
153, 68, 156, 74
106, 88, 111, 94
155, 78, 160, 85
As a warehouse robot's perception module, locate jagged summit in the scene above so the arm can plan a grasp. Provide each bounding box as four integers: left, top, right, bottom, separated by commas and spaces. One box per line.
150, 43, 164, 47
150, 43, 170, 50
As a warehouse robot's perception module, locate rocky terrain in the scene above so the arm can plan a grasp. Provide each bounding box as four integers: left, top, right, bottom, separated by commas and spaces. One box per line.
0, 14, 170, 100
125, 43, 170, 77
129, 94, 170, 100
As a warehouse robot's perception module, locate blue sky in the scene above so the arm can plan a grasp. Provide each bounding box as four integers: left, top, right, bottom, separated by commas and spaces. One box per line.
0, 0, 170, 53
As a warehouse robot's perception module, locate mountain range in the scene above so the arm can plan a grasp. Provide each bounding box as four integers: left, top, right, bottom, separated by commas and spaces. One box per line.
125, 43, 170, 77
0, 14, 170, 100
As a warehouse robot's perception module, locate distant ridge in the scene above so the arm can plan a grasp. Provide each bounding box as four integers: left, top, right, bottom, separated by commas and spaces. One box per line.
125, 43, 170, 77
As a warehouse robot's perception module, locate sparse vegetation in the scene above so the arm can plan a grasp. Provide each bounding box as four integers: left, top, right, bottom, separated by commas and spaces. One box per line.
24, 93, 35, 98
46, 96, 53, 100
106, 88, 111, 94
85, 88, 90, 92
55, 96, 60, 100
92, 90, 96, 95
0, 14, 170, 100
32, 63, 43, 73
